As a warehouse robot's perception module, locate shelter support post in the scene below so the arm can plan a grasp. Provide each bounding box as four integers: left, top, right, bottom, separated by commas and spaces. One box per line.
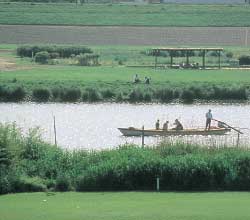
186, 50, 189, 66
170, 54, 173, 67
202, 49, 206, 69
154, 53, 158, 69
218, 50, 221, 69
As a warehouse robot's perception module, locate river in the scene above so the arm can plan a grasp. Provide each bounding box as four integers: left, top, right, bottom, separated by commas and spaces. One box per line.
0, 103, 249, 149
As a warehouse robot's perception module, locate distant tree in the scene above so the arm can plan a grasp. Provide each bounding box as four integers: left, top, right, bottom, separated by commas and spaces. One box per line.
34, 51, 50, 64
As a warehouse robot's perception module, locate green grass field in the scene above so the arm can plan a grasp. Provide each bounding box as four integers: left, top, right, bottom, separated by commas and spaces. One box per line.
1, 65, 250, 90
1, 45, 250, 89
0, 3, 250, 26
1, 192, 250, 220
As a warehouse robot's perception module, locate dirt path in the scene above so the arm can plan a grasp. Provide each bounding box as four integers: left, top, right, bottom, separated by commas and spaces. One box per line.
0, 57, 16, 71
0, 25, 250, 46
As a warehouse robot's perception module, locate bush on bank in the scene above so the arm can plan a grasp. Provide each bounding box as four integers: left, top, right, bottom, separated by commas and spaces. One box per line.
0, 84, 248, 103
17, 45, 92, 58
1, 123, 250, 194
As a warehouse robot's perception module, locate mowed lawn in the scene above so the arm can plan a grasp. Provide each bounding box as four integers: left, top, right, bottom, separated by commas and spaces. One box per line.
0, 192, 250, 220
0, 3, 250, 26
1, 66, 250, 90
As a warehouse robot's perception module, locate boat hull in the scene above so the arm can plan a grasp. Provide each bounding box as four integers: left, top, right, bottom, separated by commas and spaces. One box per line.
118, 127, 230, 137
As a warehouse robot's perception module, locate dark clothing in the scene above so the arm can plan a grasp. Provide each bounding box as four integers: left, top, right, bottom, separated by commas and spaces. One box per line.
173, 121, 183, 131
155, 121, 160, 130
206, 118, 211, 130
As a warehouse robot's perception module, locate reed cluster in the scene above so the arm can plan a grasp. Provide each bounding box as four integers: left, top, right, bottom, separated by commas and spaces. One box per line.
1, 123, 250, 194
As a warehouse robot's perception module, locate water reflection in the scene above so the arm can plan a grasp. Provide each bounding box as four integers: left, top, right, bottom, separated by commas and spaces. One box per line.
0, 103, 249, 149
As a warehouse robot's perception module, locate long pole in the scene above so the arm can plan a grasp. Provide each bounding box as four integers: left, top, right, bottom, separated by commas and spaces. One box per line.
142, 125, 145, 148
53, 115, 57, 146
212, 119, 243, 134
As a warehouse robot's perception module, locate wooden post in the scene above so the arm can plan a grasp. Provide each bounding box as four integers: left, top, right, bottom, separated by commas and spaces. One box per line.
170, 54, 173, 68
237, 133, 240, 147
154, 51, 158, 69
186, 50, 189, 66
142, 125, 145, 148
156, 177, 160, 191
53, 115, 57, 146
218, 50, 221, 69
202, 49, 206, 69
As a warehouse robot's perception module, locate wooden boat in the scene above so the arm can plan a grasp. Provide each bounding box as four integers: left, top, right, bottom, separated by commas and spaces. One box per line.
118, 127, 231, 137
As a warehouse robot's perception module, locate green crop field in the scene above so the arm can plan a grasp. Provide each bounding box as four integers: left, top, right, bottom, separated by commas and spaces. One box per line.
0, 3, 250, 26
0, 192, 250, 220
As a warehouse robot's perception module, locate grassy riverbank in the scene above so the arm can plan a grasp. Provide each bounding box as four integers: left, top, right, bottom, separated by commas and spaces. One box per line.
1, 192, 250, 220
0, 3, 250, 26
1, 45, 250, 103
1, 123, 250, 194
1, 65, 249, 103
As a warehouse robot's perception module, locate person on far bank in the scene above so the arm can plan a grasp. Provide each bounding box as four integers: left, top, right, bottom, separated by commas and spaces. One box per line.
145, 77, 150, 84
205, 109, 213, 130
133, 74, 140, 83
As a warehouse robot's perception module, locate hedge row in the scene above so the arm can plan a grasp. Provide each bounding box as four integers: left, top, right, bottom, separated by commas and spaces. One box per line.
17, 45, 92, 58
0, 85, 247, 103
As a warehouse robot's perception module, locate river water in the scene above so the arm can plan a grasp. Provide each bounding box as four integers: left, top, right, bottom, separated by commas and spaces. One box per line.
0, 103, 249, 149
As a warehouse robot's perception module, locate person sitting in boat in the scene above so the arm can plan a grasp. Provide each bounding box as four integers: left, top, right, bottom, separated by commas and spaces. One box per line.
163, 121, 169, 131
172, 119, 183, 131
155, 119, 160, 130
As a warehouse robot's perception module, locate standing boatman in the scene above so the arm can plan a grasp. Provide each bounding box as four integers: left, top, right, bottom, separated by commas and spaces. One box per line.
205, 109, 213, 130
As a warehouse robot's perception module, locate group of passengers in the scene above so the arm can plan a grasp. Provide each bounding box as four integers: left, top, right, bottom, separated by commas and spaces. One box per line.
155, 109, 225, 131
155, 119, 183, 131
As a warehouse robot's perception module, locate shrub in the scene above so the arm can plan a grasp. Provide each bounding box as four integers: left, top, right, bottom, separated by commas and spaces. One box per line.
0, 87, 26, 102
155, 89, 174, 103
34, 51, 50, 64
17, 45, 92, 58
32, 88, 50, 102
82, 91, 89, 102
52, 88, 61, 100
50, 52, 60, 59
144, 93, 152, 102
0, 171, 11, 194
101, 89, 115, 99
12, 176, 47, 192
9, 87, 26, 102
115, 92, 124, 102
76, 53, 99, 66
128, 89, 144, 102
61, 89, 81, 102
181, 90, 195, 103
225, 51, 233, 58
239, 55, 250, 65
211, 86, 247, 100
55, 175, 71, 192
87, 88, 102, 102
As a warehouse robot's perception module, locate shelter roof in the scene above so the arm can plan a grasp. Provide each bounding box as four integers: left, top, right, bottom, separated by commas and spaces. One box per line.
152, 48, 223, 51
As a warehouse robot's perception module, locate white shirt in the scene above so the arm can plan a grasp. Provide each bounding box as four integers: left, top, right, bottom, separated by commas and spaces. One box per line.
206, 112, 213, 119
